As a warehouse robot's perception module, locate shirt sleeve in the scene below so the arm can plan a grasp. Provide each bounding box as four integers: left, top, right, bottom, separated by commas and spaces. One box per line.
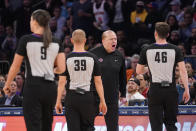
176, 47, 184, 63
58, 40, 64, 53
16, 35, 27, 56
93, 55, 101, 76
119, 55, 127, 98
59, 58, 68, 76
138, 47, 147, 65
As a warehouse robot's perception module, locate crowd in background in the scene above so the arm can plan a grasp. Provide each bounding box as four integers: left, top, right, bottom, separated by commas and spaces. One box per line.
0, 0, 196, 107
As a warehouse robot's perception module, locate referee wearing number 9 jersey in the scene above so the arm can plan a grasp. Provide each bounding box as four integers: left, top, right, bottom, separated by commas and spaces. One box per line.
136, 22, 190, 131
55, 29, 107, 131
4, 9, 65, 131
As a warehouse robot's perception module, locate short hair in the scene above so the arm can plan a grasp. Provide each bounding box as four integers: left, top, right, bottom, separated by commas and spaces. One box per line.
71, 29, 86, 43
131, 54, 140, 61
102, 30, 116, 40
155, 22, 170, 39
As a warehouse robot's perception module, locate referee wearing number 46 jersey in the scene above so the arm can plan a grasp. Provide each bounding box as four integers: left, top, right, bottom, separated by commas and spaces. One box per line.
55, 29, 107, 131
136, 22, 190, 131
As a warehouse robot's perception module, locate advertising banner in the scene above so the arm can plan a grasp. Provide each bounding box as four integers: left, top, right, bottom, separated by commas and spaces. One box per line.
0, 115, 195, 131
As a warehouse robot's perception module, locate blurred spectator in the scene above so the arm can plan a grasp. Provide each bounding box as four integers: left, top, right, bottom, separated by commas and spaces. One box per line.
4, 0, 22, 12
63, 34, 72, 48
0, 80, 22, 107
110, 0, 129, 32
126, 54, 140, 81
185, 62, 196, 104
166, 15, 179, 33
0, 75, 5, 83
60, 0, 72, 19
136, 74, 149, 98
191, 42, 196, 55
62, 17, 72, 35
0, 75, 5, 98
0, 24, 6, 49
64, 46, 72, 56
49, 18, 57, 34
179, 8, 196, 43
85, 35, 96, 50
185, 62, 196, 80
92, 0, 113, 42
15, 73, 24, 96
0, 89, 4, 98
126, 77, 146, 106
184, 43, 196, 71
70, 0, 93, 36
0, 0, 14, 26
130, 1, 148, 25
168, 30, 181, 45
1, 25, 17, 62
181, 0, 195, 9
185, 27, 196, 54
166, 0, 184, 22
32, 0, 55, 15
117, 46, 131, 69
130, 1, 148, 41
116, 30, 133, 56
93, 0, 112, 32
145, 1, 162, 40
13, 0, 33, 38
177, 43, 187, 56
51, 6, 66, 40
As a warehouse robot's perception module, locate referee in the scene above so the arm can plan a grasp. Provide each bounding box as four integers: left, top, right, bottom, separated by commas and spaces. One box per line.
136, 22, 190, 131
55, 29, 107, 131
4, 9, 65, 131
90, 30, 127, 131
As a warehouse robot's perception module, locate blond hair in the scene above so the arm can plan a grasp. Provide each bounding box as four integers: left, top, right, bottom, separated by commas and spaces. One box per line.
71, 29, 86, 44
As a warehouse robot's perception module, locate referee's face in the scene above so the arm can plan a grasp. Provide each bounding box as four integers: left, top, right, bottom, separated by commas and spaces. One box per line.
102, 32, 117, 53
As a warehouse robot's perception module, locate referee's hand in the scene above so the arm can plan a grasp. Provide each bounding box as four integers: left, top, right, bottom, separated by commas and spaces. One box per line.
183, 89, 190, 104
55, 102, 63, 114
99, 101, 107, 115
3, 85, 11, 95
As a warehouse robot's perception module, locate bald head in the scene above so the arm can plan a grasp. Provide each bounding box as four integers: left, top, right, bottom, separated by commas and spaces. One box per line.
102, 30, 117, 53
102, 30, 116, 40
71, 29, 86, 44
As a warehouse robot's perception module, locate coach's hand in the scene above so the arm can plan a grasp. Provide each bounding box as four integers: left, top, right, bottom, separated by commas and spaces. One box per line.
99, 101, 107, 115
183, 89, 190, 104
55, 102, 63, 114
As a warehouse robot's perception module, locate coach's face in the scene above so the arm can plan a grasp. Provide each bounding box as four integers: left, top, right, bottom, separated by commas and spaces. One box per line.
102, 32, 117, 53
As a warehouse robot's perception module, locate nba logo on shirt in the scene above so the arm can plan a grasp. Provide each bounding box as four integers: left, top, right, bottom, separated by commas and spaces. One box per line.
98, 58, 103, 62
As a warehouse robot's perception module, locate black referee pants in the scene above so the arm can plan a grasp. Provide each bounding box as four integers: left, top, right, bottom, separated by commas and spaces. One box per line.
104, 103, 119, 131
23, 77, 57, 131
64, 91, 98, 131
148, 86, 178, 131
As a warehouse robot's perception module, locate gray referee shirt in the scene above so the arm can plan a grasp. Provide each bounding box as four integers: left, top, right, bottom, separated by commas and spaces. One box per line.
62, 52, 101, 92
16, 34, 64, 79
138, 43, 184, 85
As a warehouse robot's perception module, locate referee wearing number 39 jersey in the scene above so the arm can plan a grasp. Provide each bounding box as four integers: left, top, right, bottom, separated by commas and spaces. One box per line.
55, 29, 107, 131
4, 9, 65, 131
136, 22, 190, 131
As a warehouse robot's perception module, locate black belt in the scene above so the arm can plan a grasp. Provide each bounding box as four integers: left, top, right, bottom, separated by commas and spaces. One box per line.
67, 89, 92, 95
27, 76, 55, 83
151, 82, 173, 87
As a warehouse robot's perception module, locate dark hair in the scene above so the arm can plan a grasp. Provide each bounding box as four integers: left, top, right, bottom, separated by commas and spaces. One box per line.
31, 9, 52, 48
155, 22, 170, 39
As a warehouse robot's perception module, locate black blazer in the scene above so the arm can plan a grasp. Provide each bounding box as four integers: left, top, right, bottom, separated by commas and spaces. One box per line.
0, 94, 22, 107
